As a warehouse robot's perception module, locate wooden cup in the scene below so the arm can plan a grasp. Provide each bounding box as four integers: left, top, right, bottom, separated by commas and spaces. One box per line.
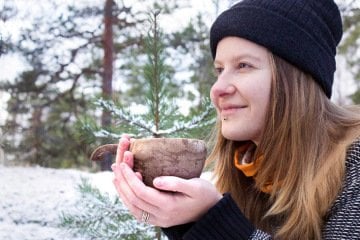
130, 138, 207, 187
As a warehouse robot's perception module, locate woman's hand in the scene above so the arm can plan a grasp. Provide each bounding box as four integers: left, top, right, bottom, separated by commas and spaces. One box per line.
112, 135, 223, 227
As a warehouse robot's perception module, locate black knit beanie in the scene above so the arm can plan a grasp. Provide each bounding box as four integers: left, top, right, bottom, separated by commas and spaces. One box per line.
210, 0, 343, 98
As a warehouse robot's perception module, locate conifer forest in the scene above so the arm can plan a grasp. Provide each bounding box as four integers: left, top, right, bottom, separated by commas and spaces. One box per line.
0, 0, 359, 239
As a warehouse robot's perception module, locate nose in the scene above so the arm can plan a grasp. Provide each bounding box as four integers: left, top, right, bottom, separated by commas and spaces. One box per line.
210, 76, 236, 99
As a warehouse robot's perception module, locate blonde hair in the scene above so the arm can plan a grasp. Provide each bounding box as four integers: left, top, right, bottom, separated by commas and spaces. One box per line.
206, 54, 360, 239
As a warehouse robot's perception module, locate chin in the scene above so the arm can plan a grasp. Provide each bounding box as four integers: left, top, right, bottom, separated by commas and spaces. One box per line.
221, 128, 257, 142
221, 131, 242, 141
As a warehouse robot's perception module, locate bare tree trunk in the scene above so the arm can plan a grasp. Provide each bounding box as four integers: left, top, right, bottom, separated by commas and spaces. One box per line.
101, 0, 114, 171
30, 106, 43, 166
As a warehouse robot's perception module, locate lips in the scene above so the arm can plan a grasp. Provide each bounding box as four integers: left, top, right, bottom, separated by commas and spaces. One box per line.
219, 104, 246, 115
220, 103, 246, 110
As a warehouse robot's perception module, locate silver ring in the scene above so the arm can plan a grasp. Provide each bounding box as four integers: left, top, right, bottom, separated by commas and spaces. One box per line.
141, 210, 150, 223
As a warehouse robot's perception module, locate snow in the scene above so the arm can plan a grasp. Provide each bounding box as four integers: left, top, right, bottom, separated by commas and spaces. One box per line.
0, 165, 116, 240
0, 165, 214, 240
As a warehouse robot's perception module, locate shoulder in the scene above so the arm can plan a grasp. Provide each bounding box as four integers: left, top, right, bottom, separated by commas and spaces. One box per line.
345, 137, 360, 166
322, 138, 360, 238
341, 137, 360, 193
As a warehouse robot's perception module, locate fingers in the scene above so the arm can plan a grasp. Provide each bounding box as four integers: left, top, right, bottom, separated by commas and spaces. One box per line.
120, 163, 160, 203
113, 165, 222, 227
115, 137, 130, 165
135, 172, 143, 181
153, 176, 197, 196
113, 177, 152, 223
112, 150, 136, 179
123, 150, 134, 168
113, 163, 159, 219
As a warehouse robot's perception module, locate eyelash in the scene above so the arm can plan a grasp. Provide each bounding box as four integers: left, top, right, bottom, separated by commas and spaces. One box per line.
238, 63, 252, 69
214, 67, 223, 76
213, 63, 252, 76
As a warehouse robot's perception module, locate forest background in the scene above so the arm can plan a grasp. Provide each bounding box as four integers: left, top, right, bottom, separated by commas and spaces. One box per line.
0, 0, 359, 171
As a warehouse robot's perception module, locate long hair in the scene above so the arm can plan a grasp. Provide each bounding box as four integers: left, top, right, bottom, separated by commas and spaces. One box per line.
206, 54, 360, 239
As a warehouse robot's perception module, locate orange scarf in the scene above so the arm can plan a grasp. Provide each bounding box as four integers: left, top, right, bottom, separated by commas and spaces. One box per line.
234, 143, 273, 193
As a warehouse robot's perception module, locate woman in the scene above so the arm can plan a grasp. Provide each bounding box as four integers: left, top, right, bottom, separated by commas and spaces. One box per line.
112, 0, 360, 239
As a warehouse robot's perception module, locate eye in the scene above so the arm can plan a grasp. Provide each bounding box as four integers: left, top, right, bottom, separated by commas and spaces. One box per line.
238, 62, 252, 69
213, 67, 223, 76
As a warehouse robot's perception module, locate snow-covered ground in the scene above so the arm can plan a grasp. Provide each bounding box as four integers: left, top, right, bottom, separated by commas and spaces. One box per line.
0, 165, 213, 240
0, 166, 116, 240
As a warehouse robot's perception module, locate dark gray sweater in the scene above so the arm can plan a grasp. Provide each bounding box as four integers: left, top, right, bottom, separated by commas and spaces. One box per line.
163, 138, 360, 239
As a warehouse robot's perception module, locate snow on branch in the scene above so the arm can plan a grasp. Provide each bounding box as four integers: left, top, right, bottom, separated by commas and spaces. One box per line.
96, 99, 155, 134
94, 98, 215, 138
156, 104, 216, 136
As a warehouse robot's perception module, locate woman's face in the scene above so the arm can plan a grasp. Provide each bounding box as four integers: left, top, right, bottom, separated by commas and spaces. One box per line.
210, 37, 272, 145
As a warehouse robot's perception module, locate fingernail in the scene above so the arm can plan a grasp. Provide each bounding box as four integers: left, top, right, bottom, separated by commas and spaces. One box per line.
111, 164, 116, 171
153, 177, 163, 187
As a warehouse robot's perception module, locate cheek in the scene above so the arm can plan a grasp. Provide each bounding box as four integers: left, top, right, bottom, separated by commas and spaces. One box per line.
250, 75, 271, 107
252, 85, 271, 129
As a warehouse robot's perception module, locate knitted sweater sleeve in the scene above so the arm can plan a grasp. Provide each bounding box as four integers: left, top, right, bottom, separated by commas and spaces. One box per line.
163, 139, 360, 240
322, 139, 360, 238
162, 193, 271, 240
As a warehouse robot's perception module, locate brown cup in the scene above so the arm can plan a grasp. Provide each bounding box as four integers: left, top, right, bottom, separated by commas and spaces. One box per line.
130, 138, 207, 187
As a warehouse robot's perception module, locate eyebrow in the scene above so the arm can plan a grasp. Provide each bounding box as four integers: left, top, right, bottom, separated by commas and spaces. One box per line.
214, 54, 263, 65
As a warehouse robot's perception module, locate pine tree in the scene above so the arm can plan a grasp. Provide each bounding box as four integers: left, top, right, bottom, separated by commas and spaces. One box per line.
0, 0, 212, 168
59, 178, 157, 240
82, 10, 215, 143
61, 10, 215, 240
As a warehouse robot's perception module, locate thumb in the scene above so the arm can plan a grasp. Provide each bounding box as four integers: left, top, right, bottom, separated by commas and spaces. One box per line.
153, 176, 196, 195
